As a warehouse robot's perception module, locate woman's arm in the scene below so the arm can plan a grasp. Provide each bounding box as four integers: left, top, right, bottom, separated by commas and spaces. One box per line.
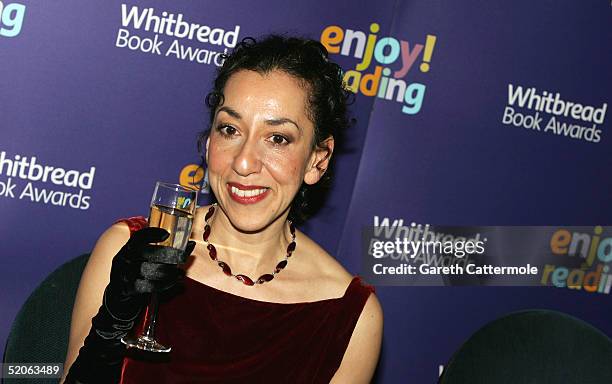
60, 223, 131, 383
330, 293, 384, 383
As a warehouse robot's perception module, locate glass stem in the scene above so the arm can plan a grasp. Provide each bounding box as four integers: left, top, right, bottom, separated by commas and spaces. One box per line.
143, 293, 159, 339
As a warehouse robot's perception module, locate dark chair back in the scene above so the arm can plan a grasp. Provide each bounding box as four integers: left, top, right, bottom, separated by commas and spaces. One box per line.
2, 253, 90, 383
439, 309, 612, 384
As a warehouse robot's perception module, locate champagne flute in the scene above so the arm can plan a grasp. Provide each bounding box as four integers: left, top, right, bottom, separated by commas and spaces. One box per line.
121, 182, 198, 353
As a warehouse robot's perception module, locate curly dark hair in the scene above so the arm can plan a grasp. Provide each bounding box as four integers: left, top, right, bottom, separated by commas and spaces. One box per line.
197, 33, 354, 224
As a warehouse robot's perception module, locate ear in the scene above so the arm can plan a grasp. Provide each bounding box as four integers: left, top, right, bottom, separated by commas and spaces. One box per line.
205, 135, 210, 164
304, 136, 334, 185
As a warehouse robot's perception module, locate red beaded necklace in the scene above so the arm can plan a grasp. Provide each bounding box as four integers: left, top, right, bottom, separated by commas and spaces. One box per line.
202, 204, 297, 286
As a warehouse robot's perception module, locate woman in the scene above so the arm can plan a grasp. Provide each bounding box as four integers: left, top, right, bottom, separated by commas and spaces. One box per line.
62, 35, 383, 383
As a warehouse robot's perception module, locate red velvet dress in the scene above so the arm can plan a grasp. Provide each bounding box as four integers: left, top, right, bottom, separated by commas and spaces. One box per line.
115, 216, 375, 384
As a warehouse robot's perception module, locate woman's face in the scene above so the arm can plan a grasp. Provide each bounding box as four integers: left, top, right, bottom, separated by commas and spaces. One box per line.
206, 69, 333, 231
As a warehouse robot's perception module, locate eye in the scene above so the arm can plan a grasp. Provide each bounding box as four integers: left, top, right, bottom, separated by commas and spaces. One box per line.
269, 134, 291, 146
216, 124, 238, 137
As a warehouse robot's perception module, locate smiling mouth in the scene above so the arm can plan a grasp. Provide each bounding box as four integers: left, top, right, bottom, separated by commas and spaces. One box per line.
226, 183, 270, 203
230, 185, 269, 197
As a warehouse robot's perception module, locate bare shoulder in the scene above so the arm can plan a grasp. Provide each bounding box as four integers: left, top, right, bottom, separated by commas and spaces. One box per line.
77, 221, 132, 286
295, 232, 384, 382
294, 230, 354, 299
360, 293, 384, 328
87, 222, 131, 264
330, 290, 383, 383
91, 221, 128, 249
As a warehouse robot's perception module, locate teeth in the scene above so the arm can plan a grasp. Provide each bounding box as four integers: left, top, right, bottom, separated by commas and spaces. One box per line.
231, 186, 267, 198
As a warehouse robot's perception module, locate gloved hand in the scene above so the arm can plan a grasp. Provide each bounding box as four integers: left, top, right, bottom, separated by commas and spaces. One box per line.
65, 227, 196, 384
105, 227, 194, 321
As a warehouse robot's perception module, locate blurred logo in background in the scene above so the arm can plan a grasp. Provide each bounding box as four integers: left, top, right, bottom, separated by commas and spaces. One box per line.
0, 150, 94, 210
0, 1, 25, 37
321, 23, 437, 116
179, 163, 208, 194
115, 3, 241, 66
502, 84, 607, 144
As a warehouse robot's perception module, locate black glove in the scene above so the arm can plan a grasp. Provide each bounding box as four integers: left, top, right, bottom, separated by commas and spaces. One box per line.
65, 227, 196, 384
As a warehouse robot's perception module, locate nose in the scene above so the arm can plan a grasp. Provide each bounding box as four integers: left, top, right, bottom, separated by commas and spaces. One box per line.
232, 136, 262, 177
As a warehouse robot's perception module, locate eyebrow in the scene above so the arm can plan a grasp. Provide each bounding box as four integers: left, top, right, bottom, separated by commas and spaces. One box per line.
217, 106, 301, 132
